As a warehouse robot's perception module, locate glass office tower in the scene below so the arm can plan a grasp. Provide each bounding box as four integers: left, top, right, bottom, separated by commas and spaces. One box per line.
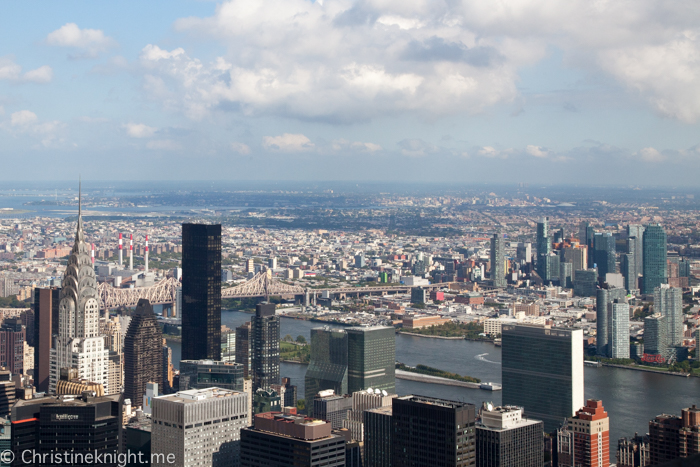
490, 233, 507, 287
181, 223, 222, 361
346, 326, 395, 394
642, 224, 667, 294
305, 327, 349, 411
502, 325, 584, 433
593, 232, 616, 280
251, 302, 280, 391
536, 217, 551, 280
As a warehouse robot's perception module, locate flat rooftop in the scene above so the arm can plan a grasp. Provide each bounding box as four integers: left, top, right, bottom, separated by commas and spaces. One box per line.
158, 387, 243, 403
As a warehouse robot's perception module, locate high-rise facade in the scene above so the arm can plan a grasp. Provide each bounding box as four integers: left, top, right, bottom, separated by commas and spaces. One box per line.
643, 313, 667, 362
152, 387, 249, 467
596, 288, 626, 357
236, 321, 252, 378
574, 269, 598, 297
33, 287, 60, 393
347, 326, 395, 394
617, 433, 650, 467
627, 224, 645, 278
536, 217, 551, 280
313, 391, 353, 429
502, 325, 584, 433
654, 285, 683, 347
305, 327, 349, 412
621, 252, 637, 293
0, 318, 25, 375
181, 223, 222, 361
648, 405, 700, 464
476, 405, 544, 467
179, 359, 244, 392
49, 192, 108, 393
490, 233, 506, 288
364, 405, 393, 467
123, 299, 163, 407
391, 395, 476, 467
557, 400, 610, 467
610, 300, 630, 359
251, 302, 280, 391
642, 224, 667, 294
593, 233, 616, 280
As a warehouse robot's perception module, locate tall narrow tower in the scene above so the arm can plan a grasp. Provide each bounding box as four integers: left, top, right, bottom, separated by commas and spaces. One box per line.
123, 299, 163, 408
490, 233, 506, 288
145, 234, 149, 273
49, 183, 108, 393
129, 233, 133, 270
118, 233, 123, 267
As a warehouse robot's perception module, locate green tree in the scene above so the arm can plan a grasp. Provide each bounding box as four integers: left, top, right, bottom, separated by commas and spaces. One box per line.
296, 399, 306, 411
283, 334, 293, 342
296, 335, 307, 344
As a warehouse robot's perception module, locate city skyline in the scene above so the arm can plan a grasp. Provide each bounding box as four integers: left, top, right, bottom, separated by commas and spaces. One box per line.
1, 1, 700, 184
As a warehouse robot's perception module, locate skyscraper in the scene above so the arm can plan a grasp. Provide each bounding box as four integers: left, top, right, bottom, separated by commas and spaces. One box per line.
502, 324, 584, 432
305, 327, 349, 412
610, 300, 630, 359
476, 405, 544, 467
644, 313, 667, 362
236, 321, 252, 378
574, 269, 598, 297
364, 405, 393, 467
557, 400, 610, 467
0, 318, 24, 376
642, 224, 667, 294
33, 287, 60, 393
181, 223, 222, 361
347, 326, 395, 394
251, 302, 280, 391
621, 252, 637, 293
593, 232, 616, 280
391, 395, 476, 467
627, 224, 645, 277
654, 284, 683, 347
596, 287, 626, 357
648, 405, 700, 464
123, 299, 163, 408
490, 233, 506, 287
536, 217, 551, 280
50, 187, 108, 393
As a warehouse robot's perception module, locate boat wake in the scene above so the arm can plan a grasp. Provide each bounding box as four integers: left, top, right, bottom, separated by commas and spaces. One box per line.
475, 353, 501, 365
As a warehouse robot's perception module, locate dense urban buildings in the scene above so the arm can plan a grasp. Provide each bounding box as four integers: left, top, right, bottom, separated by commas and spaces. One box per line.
123, 299, 163, 409
476, 404, 544, 467
346, 325, 396, 394
251, 302, 280, 391
502, 324, 584, 432
179, 359, 244, 392
364, 405, 393, 467
648, 405, 700, 464
305, 327, 349, 411
557, 400, 610, 467
181, 223, 222, 361
391, 395, 476, 467
654, 285, 683, 348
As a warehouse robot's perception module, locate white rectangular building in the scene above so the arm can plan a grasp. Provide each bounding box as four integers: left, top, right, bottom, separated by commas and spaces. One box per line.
151, 387, 249, 467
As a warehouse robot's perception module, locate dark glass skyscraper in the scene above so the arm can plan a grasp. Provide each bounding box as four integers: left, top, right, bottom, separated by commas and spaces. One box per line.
502, 325, 584, 432
305, 327, 349, 409
251, 302, 280, 391
33, 287, 60, 393
627, 224, 645, 277
642, 224, 667, 294
536, 217, 551, 280
490, 233, 506, 287
593, 232, 616, 280
347, 326, 395, 394
123, 299, 163, 407
181, 223, 221, 361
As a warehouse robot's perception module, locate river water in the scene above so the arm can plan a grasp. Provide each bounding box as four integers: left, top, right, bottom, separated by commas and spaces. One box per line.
167, 311, 700, 453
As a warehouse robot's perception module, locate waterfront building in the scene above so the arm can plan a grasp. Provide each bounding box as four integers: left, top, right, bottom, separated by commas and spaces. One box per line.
556, 400, 610, 467
593, 233, 616, 280
347, 325, 395, 394
364, 405, 393, 467
236, 322, 252, 378
574, 269, 598, 297
648, 405, 700, 464
392, 395, 476, 467
644, 313, 667, 362
33, 287, 60, 393
305, 327, 349, 414
642, 224, 667, 294
179, 359, 244, 392
502, 324, 584, 432
181, 223, 222, 361
654, 285, 683, 348
617, 433, 650, 467
151, 387, 249, 467
596, 287, 626, 357
490, 233, 506, 287
313, 390, 353, 429
50, 191, 108, 393
124, 299, 163, 409
240, 412, 345, 467
611, 300, 630, 359
11, 393, 121, 464
476, 404, 544, 467
251, 302, 280, 391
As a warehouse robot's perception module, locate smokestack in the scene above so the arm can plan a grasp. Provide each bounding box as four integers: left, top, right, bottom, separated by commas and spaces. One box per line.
129, 233, 133, 271
145, 234, 149, 273
118, 233, 123, 267
91, 243, 95, 266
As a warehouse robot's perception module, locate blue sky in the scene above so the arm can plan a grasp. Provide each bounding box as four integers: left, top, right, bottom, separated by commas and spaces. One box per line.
2, 0, 699, 184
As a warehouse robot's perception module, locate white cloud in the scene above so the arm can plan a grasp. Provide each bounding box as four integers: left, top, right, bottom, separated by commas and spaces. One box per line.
262, 133, 314, 152
123, 122, 157, 138
0, 56, 53, 83
46, 23, 116, 58
397, 138, 437, 157
10, 110, 38, 126
135, 0, 700, 123
526, 145, 549, 158
331, 139, 382, 152
2, 110, 64, 147
146, 140, 182, 151
230, 142, 251, 154
638, 147, 665, 162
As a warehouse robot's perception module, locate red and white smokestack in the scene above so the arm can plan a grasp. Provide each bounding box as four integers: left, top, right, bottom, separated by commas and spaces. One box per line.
129, 233, 133, 271
145, 234, 149, 273
118, 233, 123, 267
91, 243, 95, 265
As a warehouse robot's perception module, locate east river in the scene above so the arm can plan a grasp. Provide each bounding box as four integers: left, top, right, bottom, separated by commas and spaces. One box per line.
166, 311, 700, 455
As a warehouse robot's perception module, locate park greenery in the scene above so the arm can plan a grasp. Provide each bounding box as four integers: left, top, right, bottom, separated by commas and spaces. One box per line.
399, 321, 485, 339
0, 296, 30, 308
280, 338, 310, 363
591, 355, 700, 374
396, 363, 481, 383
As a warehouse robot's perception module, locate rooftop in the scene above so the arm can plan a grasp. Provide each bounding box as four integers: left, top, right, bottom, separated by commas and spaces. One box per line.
159, 387, 243, 403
